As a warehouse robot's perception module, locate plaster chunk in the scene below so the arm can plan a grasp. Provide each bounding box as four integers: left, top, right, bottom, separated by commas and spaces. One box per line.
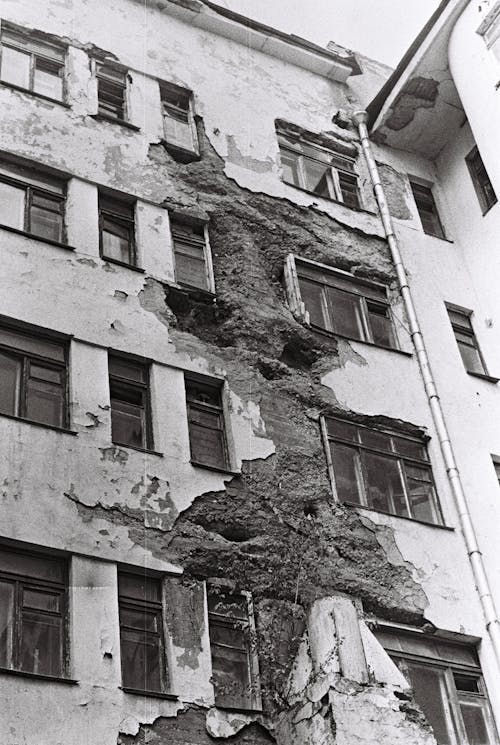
205, 708, 259, 738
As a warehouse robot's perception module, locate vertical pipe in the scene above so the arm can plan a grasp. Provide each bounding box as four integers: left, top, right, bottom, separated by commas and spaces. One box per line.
353, 110, 500, 670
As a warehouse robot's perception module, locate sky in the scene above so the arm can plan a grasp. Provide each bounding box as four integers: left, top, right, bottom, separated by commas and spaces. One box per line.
219, 0, 442, 67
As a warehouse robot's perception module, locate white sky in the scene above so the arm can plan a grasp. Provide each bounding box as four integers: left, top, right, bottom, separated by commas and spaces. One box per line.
219, 0, 442, 67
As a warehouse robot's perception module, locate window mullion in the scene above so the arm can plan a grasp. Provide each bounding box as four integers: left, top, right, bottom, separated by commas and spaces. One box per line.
445, 667, 468, 745
359, 297, 372, 342
29, 52, 36, 91
398, 459, 413, 518
13, 579, 22, 670
321, 284, 334, 332
297, 155, 307, 190
20, 355, 30, 418
356, 450, 368, 507
329, 167, 342, 201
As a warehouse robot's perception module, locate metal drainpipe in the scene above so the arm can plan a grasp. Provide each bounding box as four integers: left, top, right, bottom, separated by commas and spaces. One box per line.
353, 110, 500, 670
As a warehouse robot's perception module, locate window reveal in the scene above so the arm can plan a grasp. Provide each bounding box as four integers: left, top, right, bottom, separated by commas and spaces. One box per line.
0, 27, 65, 101
0, 546, 67, 677
185, 376, 228, 470
410, 181, 445, 239
171, 220, 211, 291
109, 355, 151, 450
118, 572, 166, 693
99, 194, 136, 266
324, 418, 442, 524
446, 306, 486, 376
160, 82, 197, 153
96, 62, 127, 121
466, 146, 497, 214
0, 162, 65, 242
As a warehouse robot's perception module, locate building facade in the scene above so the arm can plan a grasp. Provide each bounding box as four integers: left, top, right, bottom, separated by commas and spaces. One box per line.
1, 0, 500, 743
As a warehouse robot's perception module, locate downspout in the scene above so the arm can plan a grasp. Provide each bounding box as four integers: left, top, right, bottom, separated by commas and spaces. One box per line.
353, 110, 500, 670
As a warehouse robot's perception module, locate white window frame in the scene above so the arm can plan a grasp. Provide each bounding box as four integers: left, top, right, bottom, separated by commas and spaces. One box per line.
170, 219, 215, 294
92, 58, 129, 123
160, 80, 199, 157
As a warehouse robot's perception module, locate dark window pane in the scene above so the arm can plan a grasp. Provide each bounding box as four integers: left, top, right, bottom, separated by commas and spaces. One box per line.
189, 421, 226, 468
188, 406, 221, 429
26, 367, 64, 427
460, 701, 491, 745
102, 225, 132, 264
30, 202, 63, 241
327, 287, 365, 340
0, 351, 21, 416
121, 627, 162, 691
0, 580, 14, 668
0, 45, 30, 88
280, 149, 301, 187
405, 662, 454, 745
457, 341, 485, 375
454, 674, 480, 693
118, 573, 161, 603
163, 99, 194, 150
23, 588, 60, 613
330, 443, 362, 504
298, 277, 328, 329
208, 593, 249, 621
404, 464, 437, 523
174, 249, 208, 289
326, 419, 358, 441
303, 158, 331, 197
33, 57, 63, 100
363, 451, 407, 516
0, 180, 25, 229
109, 357, 147, 384
0, 550, 65, 583
367, 302, 396, 348
392, 436, 426, 460
98, 77, 126, 119
338, 171, 360, 209
210, 622, 247, 649
211, 641, 252, 708
111, 398, 146, 448
0, 328, 65, 362
186, 382, 222, 407
120, 607, 159, 633
20, 611, 63, 676
359, 428, 391, 451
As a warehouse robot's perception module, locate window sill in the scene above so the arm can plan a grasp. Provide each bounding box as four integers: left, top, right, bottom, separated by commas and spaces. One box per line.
481, 200, 498, 217
0, 223, 74, 251
120, 686, 178, 700
421, 231, 454, 244
0, 411, 77, 435
160, 139, 201, 163
282, 180, 377, 216
112, 441, 164, 457
0, 80, 70, 108
0, 667, 78, 684
309, 325, 413, 357
190, 460, 240, 477
89, 113, 140, 131
342, 501, 453, 530
467, 371, 499, 384
214, 703, 263, 714
102, 257, 145, 273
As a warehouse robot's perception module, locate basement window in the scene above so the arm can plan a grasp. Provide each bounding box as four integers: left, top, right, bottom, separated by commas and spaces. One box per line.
0, 323, 67, 429
0, 26, 65, 102
118, 571, 168, 694
109, 355, 152, 450
171, 219, 214, 292
99, 192, 136, 267
375, 629, 498, 745
446, 305, 487, 376
409, 181, 445, 239
160, 81, 198, 156
207, 587, 262, 710
185, 375, 229, 471
0, 161, 65, 242
0, 545, 67, 677
96, 61, 127, 121
466, 146, 497, 215
277, 132, 361, 208
283, 255, 397, 349
323, 417, 443, 525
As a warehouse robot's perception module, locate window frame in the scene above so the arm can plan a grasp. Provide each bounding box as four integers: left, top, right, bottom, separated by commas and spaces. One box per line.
283, 254, 399, 350
375, 628, 498, 745
95, 60, 128, 123
0, 25, 66, 103
108, 354, 153, 451
98, 192, 137, 268
184, 374, 231, 473
0, 322, 69, 430
0, 545, 68, 678
446, 304, 488, 377
466, 146, 497, 215
322, 416, 443, 525
409, 180, 446, 239
170, 218, 215, 294
207, 584, 262, 712
159, 80, 199, 157
277, 132, 362, 209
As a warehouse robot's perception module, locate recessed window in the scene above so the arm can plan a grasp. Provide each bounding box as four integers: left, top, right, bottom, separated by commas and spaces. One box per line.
96, 62, 127, 121
375, 629, 498, 745
491, 456, 500, 487
323, 417, 442, 524
446, 306, 486, 376
409, 181, 445, 238
160, 81, 198, 155
0, 26, 65, 101
466, 146, 497, 214
208, 587, 261, 710
0, 324, 67, 428
284, 255, 397, 349
0, 545, 67, 677
277, 130, 361, 208
109, 355, 151, 450
0, 161, 65, 242
98, 193, 136, 266
185, 375, 229, 471
118, 572, 167, 693
171, 220, 213, 292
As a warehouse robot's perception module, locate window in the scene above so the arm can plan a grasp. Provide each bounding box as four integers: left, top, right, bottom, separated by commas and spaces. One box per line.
96, 62, 127, 121
446, 306, 486, 376
466, 146, 497, 214
171, 220, 213, 292
118, 572, 167, 693
0, 161, 65, 242
0, 324, 67, 428
185, 375, 229, 471
160, 81, 198, 154
99, 193, 135, 266
375, 629, 498, 745
284, 255, 397, 349
410, 181, 445, 239
277, 131, 361, 208
109, 355, 151, 450
0, 26, 65, 101
208, 587, 261, 710
0, 545, 67, 677
323, 417, 442, 524
492, 457, 500, 487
